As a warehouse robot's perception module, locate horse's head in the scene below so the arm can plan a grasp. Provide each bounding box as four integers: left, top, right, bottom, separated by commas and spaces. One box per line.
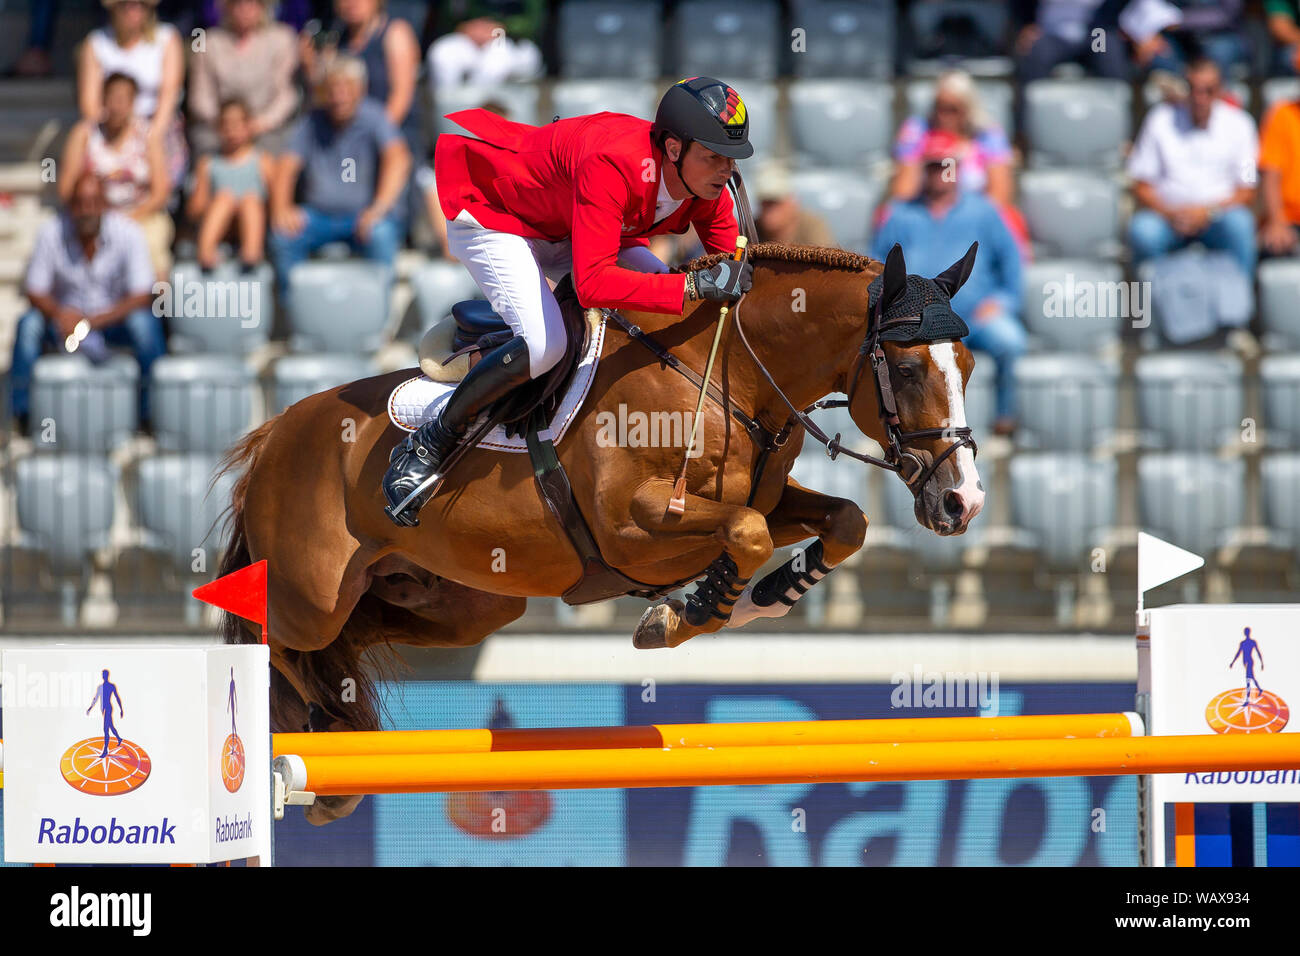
846, 242, 984, 535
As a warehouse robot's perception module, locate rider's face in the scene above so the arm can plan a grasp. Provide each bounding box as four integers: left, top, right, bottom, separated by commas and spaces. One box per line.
674, 140, 736, 199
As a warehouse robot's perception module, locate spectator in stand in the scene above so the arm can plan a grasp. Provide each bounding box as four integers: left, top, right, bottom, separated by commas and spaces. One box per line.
872, 131, 1027, 436
267, 55, 410, 292
752, 161, 835, 248
79, 0, 187, 187
188, 0, 300, 156
1259, 96, 1300, 257
426, 12, 543, 90
10, 173, 164, 431
187, 100, 273, 270
1126, 57, 1258, 275
1014, 0, 1131, 82
1122, 0, 1249, 78
1265, 0, 1300, 75
6, 0, 57, 77
887, 70, 1029, 251
60, 72, 173, 278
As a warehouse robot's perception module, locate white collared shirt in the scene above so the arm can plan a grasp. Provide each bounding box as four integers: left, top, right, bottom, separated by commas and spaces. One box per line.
654, 171, 686, 224
1127, 99, 1259, 207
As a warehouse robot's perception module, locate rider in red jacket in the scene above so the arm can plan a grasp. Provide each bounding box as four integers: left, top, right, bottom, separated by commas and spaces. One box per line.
383, 76, 755, 526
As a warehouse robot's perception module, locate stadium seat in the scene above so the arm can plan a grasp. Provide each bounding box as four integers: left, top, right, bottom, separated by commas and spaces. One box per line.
787, 0, 896, 79
670, 0, 782, 81
1138, 453, 1245, 558
1134, 352, 1244, 451
1261, 77, 1300, 114
1020, 259, 1126, 352
409, 260, 485, 337
1024, 79, 1131, 168
961, 353, 997, 438
790, 400, 875, 505
1013, 354, 1120, 452
165, 261, 272, 355
734, 81, 778, 160
434, 84, 542, 135
1259, 259, 1300, 351
149, 355, 256, 455
1009, 453, 1117, 570
904, 1, 1012, 76
286, 261, 392, 353
14, 454, 117, 574
1261, 453, 1300, 558
29, 353, 138, 453
136, 454, 237, 572
271, 354, 379, 415
789, 168, 882, 253
1260, 355, 1300, 449
557, 0, 662, 80
903, 77, 1015, 138
550, 79, 657, 122
1019, 169, 1121, 259
787, 79, 894, 168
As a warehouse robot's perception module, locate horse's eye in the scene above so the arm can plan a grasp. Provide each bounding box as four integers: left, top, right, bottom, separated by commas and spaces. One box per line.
895, 364, 915, 380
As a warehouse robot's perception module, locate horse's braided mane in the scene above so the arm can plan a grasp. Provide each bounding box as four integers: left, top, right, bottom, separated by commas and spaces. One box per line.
681, 241, 879, 274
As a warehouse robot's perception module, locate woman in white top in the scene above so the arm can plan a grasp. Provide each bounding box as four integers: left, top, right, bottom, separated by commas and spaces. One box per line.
78, 0, 186, 186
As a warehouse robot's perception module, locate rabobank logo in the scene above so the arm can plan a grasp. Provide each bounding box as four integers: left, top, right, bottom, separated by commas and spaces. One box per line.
221, 666, 245, 792
445, 697, 553, 838
1204, 626, 1291, 734
61, 668, 151, 795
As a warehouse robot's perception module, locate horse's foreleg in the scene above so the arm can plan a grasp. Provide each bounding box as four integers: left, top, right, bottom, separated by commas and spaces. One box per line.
627, 480, 774, 649
727, 477, 867, 629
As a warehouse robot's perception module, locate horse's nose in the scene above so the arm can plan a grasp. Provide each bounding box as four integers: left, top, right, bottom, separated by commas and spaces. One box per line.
943, 486, 984, 527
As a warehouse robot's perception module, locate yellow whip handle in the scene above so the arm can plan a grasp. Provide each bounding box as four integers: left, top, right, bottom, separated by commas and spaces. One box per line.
668, 235, 748, 515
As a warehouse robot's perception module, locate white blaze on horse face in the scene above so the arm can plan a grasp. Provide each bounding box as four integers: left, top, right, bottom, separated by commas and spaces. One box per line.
929, 342, 984, 523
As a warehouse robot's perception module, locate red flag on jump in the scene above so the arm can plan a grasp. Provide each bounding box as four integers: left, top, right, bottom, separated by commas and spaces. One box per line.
193, 560, 268, 644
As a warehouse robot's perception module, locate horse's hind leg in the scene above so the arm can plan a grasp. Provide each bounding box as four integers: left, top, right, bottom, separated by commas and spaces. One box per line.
626, 479, 775, 649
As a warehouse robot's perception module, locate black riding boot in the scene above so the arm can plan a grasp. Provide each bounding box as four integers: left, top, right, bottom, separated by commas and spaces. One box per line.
383, 336, 532, 527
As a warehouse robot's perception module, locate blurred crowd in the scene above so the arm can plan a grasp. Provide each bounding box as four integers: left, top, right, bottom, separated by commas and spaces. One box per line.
8, 0, 1300, 441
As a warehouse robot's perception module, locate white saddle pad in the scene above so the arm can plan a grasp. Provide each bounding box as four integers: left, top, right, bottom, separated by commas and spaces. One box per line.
387, 315, 607, 453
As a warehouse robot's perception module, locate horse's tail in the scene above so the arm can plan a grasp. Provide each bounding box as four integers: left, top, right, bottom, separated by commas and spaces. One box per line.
212, 414, 282, 646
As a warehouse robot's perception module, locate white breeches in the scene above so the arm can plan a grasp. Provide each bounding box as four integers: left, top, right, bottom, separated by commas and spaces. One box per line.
446, 209, 671, 379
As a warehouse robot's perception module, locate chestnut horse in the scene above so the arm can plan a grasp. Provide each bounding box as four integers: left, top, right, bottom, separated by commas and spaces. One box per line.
217, 241, 984, 822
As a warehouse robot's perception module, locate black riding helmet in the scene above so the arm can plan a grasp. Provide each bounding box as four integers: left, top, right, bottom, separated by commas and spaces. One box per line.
653, 76, 753, 197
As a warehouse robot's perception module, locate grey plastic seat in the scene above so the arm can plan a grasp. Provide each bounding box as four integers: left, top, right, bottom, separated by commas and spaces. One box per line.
410, 261, 484, 335
734, 81, 778, 160
1014, 354, 1119, 452
961, 355, 997, 438
1262, 77, 1300, 113
286, 260, 392, 353
15, 454, 117, 574
1019, 169, 1121, 258
789, 168, 881, 253
271, 354, 379, 414
904, 77, 1014, 139
791, 401, 875, 505
671, 0, 781, 81
434, 84, 541, 135
787, 79, 894, 168
165, 261, 272, 355
557, 0, 662, 79
1261, 355, 1300, 449
550, 79, 657, 121
1020, 259, 1126, 352
150, 355, 255, 454
1134, 352, 1244, 451
1261, 453, 1300, 555
137, 454, 238, 571
788, 0, 895, 79
1025, 79, 1131, 168
30, 353, 138, 453
1138, 453, 1245, 557
1010, 453, 1117, 570
1258, 259, 1300, 350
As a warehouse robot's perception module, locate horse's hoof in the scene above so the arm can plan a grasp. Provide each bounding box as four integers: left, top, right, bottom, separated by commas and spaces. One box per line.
304, 793, 364, 826
633, 599, 683, 649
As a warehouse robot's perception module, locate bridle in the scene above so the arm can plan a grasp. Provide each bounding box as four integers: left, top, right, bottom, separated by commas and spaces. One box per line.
725, 174, 977, 501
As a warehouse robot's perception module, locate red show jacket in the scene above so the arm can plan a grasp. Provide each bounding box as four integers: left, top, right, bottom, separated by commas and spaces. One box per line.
434, 108, 740, 314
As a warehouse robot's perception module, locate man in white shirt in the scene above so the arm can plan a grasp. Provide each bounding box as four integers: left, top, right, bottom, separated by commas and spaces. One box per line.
1126, 56, 1258, 275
